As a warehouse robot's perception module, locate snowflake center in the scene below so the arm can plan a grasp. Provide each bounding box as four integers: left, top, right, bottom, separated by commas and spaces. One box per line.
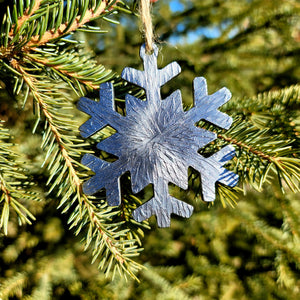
139, 113, 172, 152
148, 131, 161, 143
148, 137, 162, 151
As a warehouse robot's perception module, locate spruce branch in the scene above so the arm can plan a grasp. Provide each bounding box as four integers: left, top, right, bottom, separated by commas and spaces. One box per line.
27, 0, 111, 47
9, 0, 42, 36
218, 119, 300, 192
235, 205, 300, 264
275, 252, 298, 289
25, 48, 114, 93
0, 122, 36, 235
12, 62, 143, 279
225, 85, 300, 140
0, 272, 27, 300
0, 0, 120, 61
213, 86, 300, 193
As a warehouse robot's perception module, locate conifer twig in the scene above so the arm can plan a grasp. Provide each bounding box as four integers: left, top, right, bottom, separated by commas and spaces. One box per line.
9, 0, 42, 35
218, 134, 277, 162
27, 1, 110, 47
0, 123, 36, 235
236, 209, 300, 264
216, 117, 300, 192
26, 55, 100, 89
13, 62, 81, 189
0, 175, 11, 204
13, 61, 142, 278
0, 272, 27, 299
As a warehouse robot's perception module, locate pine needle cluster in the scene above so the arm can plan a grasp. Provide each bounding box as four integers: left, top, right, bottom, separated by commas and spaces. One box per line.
0, 0, 148, 280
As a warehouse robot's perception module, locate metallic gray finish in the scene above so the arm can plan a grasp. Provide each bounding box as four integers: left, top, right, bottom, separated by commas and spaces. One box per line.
78, 44, 238, 227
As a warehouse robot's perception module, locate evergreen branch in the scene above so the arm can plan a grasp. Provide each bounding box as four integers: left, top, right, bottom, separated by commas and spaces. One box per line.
14, 64, 82, 189
0, 272, 27, 300
279, 193, 300, 239
9, 0, 42, 35
235, 207, 300, 264
1, 0, 120, 60
226, 85, 300, 119
67, 198, 143, 280
0, 123, 36, 235
225, 86, 300, 141
219, 133, 276, 163
27, 0, 114, 47
216, 119, 299, 192
218, 86, 300, 192
275, 252, 298, 289
13, 63, 143, 279
25, 49, 114, 92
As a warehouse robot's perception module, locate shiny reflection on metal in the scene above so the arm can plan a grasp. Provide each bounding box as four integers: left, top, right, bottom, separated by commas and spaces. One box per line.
78, 44, 238, 228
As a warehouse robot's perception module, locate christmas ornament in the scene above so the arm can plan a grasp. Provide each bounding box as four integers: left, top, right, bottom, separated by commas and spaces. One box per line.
78, 43, 239, 227
78, 0, 238, 227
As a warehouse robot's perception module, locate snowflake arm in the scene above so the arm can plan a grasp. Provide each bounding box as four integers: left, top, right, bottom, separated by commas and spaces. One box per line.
78, 82, 123, 138
132, 178, 193, 228
187, 77, 233, 129
189, 145, 239, 202
122, 44, 181, 106
81, 154, 127, 206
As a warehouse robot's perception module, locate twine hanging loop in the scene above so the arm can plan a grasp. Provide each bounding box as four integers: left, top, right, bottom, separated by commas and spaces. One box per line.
140, 0, 154, 54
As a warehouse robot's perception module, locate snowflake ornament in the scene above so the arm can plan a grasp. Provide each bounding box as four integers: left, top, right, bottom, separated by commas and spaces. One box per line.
78, 44, 238, 227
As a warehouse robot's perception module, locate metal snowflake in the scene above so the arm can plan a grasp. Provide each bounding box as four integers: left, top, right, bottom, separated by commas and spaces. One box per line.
78, 44, 238, 227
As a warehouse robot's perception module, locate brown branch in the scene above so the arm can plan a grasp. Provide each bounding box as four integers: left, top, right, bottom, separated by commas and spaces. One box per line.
218, 134, 279, 163
26, 55, 99, 89
9, 0, 42, 36
27, 1, 109, 47
13, 61, 128, 265
13, 61, 81, 188
90, 209, 126, 264
1, 1, 114, 62
0, 174, 12, 204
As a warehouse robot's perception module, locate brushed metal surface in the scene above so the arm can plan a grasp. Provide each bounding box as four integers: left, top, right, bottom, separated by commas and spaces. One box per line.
78, 44, 238, 227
